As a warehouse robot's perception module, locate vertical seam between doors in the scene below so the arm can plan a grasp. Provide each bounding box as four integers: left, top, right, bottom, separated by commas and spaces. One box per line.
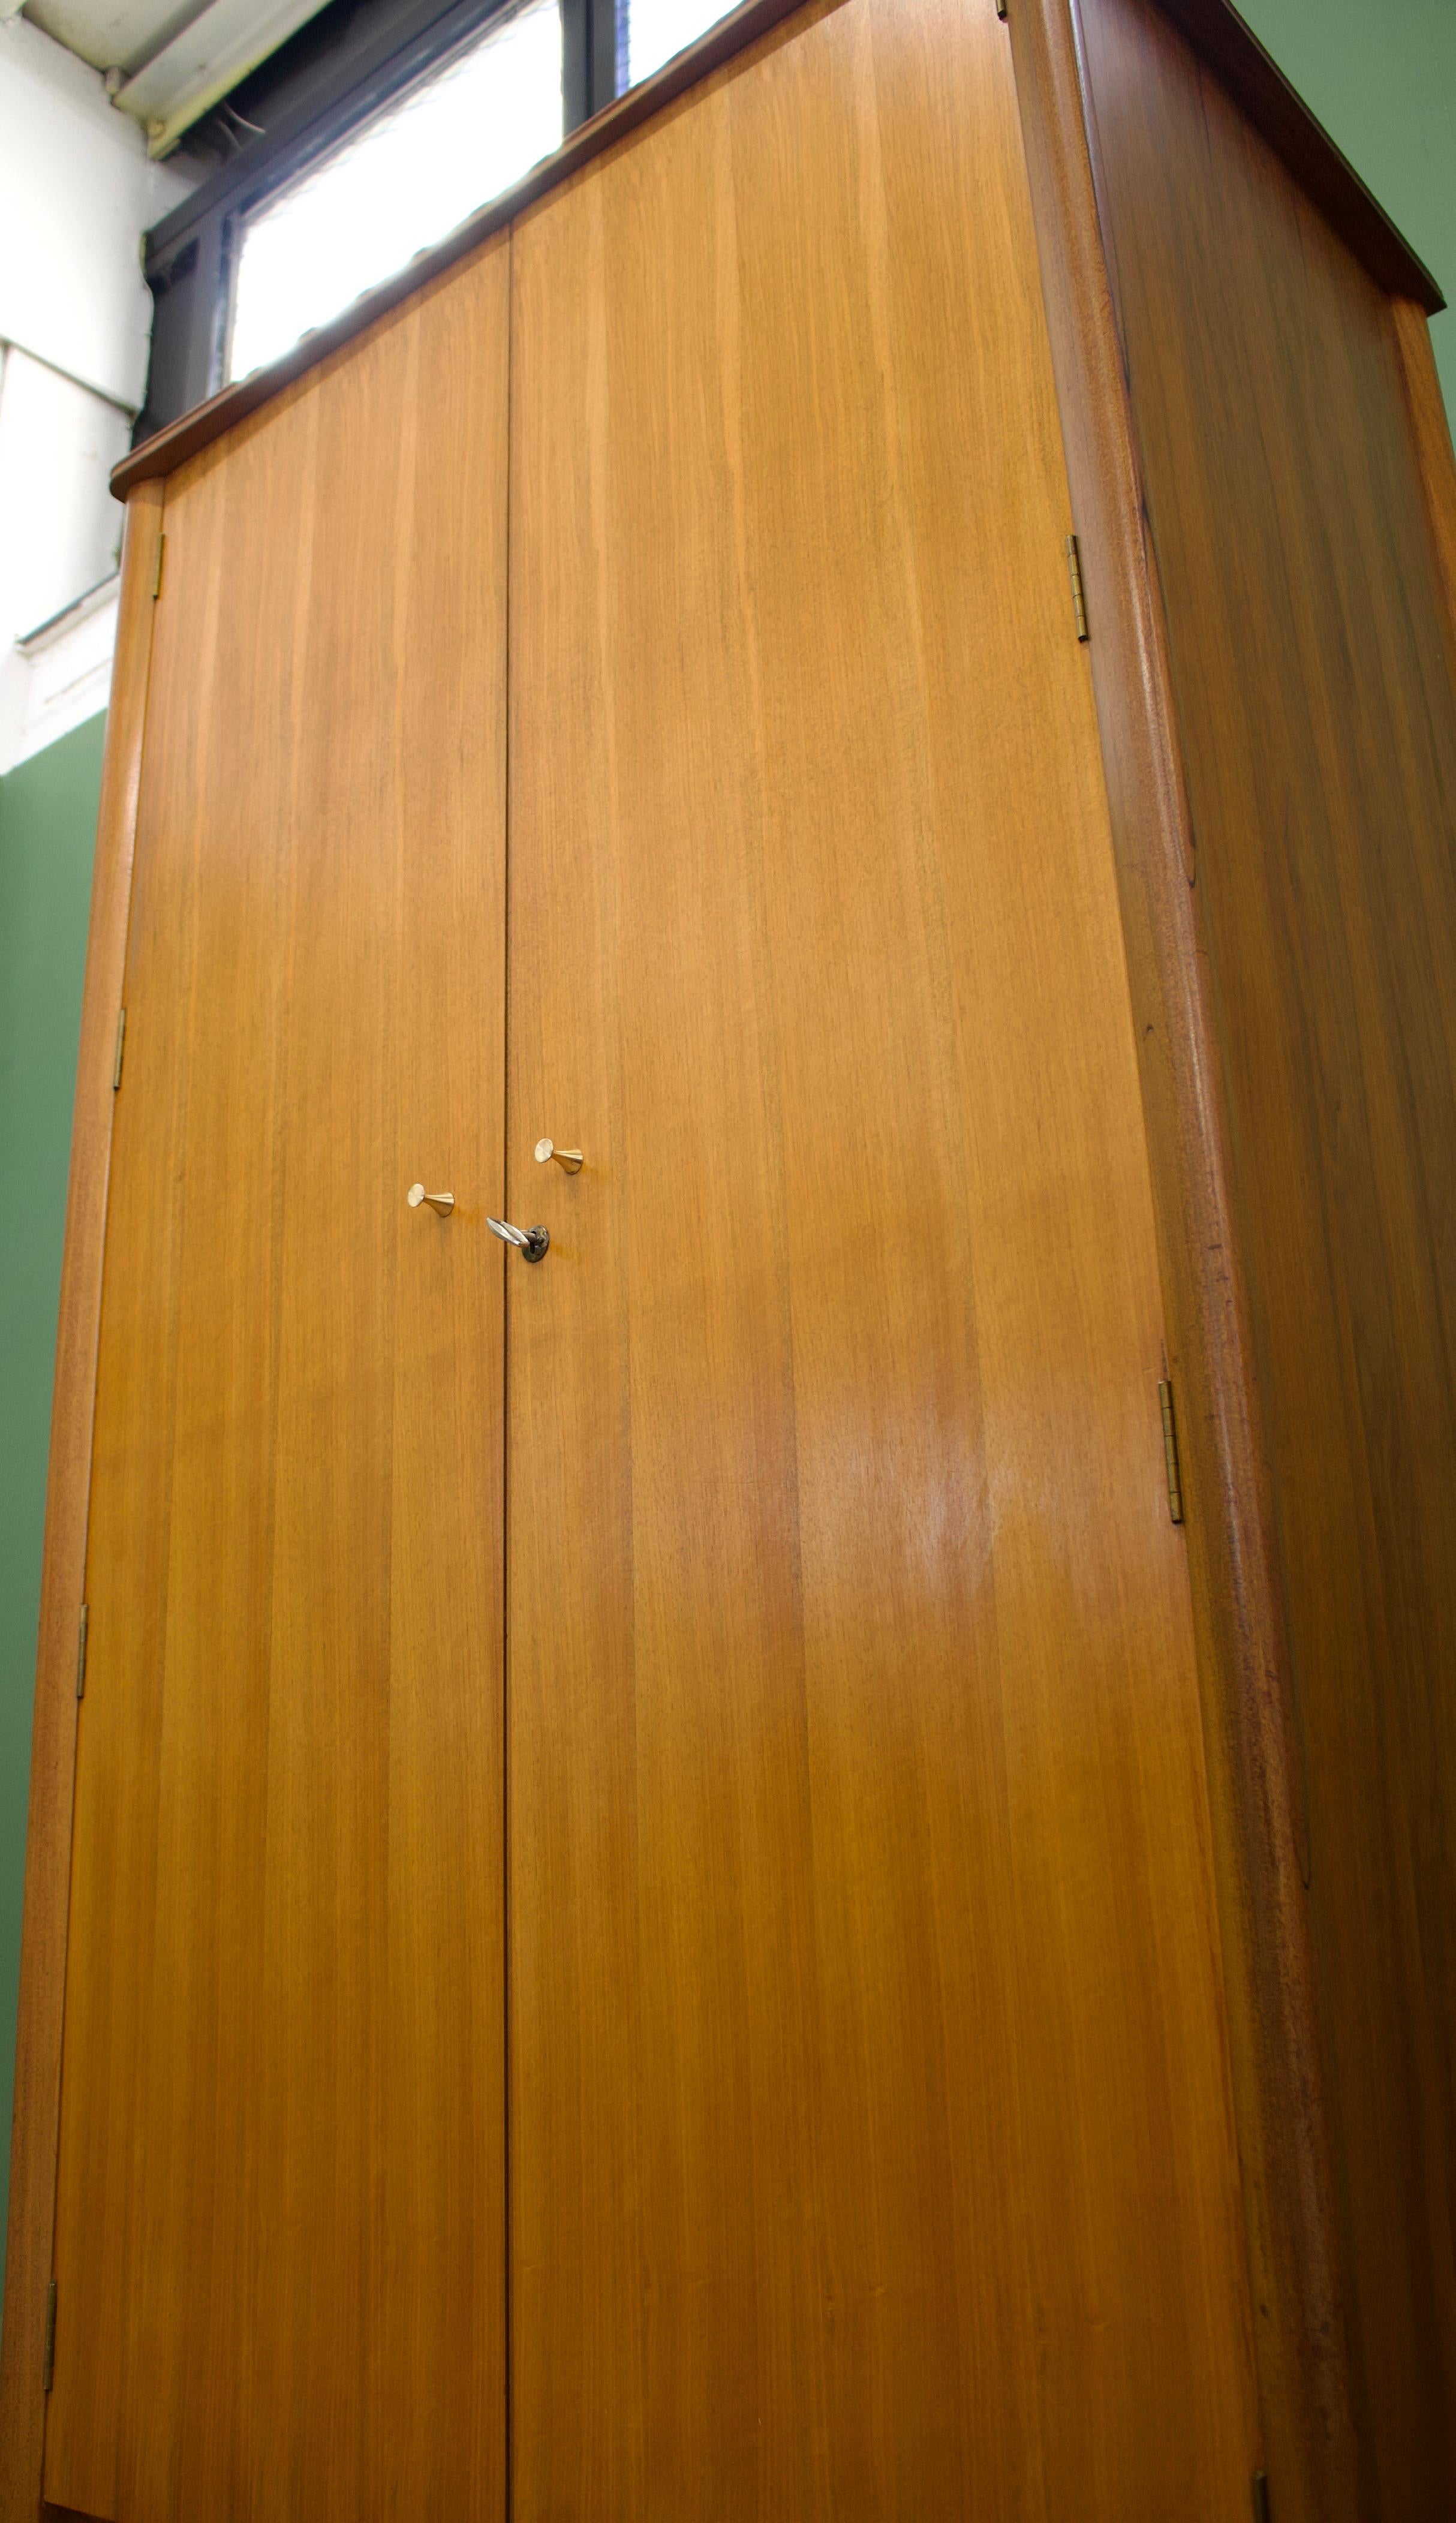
502, 216, 516, 2523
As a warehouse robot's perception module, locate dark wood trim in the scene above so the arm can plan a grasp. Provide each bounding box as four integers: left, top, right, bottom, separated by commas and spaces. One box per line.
1391, 297, 1456, 680
112, 0, 1439, 500
0, 485, 166, 2523
1149, 0, 1440, 312
1007, 6, 1362, 2518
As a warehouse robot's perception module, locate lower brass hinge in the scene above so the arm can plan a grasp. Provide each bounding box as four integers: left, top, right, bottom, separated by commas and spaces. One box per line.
1064, 533, 1090, 641
1158, 1378, 1185, 1524
43, 2280, 56, 2392
153, 532, 166, 600
995, 0, 1007, 19
113, 1005, 127, 1091
1252, 2473, 1271, 2523
76, 1602, 89, 1701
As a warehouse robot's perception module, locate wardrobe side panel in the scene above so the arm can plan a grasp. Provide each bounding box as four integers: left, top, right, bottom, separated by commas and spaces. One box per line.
1392, 299, 1456, 682
0, 486, 164, 2523
1076, 0, 1456, 2505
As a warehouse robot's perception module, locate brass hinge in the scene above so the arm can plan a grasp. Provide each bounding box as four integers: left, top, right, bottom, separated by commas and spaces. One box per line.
1158, 1378, 1185, 1524
1064, 533, 1090, 641
43, 2280, 56, 2392
995, 0, 1007, 19
76, 1602, 89, 1702
152, 532, 166, 600
1252, 2473, 1271, 2523
113, 1005, 127, 1091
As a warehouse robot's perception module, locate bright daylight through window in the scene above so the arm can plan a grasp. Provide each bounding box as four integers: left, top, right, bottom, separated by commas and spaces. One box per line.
621, 0, 735, 86
228, 0, 562, 381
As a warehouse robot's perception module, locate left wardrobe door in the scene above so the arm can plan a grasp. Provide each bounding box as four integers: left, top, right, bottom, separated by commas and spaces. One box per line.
44, 237, 510, 2523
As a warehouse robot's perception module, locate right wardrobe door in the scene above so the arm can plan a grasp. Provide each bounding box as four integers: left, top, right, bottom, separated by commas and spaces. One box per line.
505, 0, 1257, 2512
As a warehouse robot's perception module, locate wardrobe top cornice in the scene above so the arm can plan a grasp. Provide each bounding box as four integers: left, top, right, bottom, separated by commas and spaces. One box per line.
109, 0, 1443, 504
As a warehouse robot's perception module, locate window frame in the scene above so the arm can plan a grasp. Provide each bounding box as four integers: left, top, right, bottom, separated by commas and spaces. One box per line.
137, 0, 616, 443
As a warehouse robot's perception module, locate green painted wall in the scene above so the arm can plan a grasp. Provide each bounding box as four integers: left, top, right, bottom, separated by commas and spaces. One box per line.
0, 0, 1451, 2344
0, 715, 104, 2315
1240, 0, 1455, 411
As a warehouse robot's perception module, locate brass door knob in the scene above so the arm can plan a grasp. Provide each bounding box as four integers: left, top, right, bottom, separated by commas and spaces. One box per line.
535, 1138, 583, 1174
408, 1184, 455, 1217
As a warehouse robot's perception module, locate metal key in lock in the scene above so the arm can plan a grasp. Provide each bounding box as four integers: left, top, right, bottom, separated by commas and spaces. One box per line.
487, 1215, 550, 1263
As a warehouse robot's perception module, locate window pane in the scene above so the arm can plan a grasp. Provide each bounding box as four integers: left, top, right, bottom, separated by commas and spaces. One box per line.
621, 0, 735, 88
228, 0, 562, 382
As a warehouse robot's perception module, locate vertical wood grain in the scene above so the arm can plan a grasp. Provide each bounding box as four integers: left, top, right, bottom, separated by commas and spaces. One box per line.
1070, 0, 1456, 2507
0, 485, 164, 2523
40, 240, 510, 2523
1391, 299, 1456, 679
507, 0, 1258, 2511
1005, 8, 1362, 2515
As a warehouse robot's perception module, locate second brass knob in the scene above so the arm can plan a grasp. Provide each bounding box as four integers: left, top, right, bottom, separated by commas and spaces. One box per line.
535, 1138, 583, 1174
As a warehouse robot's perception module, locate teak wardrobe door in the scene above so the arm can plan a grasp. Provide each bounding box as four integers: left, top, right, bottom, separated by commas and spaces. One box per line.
44, 242, 509, 2523
506, 0, 1258, 2514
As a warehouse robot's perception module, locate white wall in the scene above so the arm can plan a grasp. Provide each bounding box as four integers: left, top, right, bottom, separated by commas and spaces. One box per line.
0, 13, 195, 768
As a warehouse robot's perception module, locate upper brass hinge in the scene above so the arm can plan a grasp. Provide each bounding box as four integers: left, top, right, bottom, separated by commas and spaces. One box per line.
152, 532, 166, 599
76, 1602, 89, 1702
1064, 533, 1090, 641
1252, 2473, 1271, 2523
43, 2279, 56, 2393
1159, 1378, 1185, 1525
113, 1005, 127, 1091
995, 0, 1007, 19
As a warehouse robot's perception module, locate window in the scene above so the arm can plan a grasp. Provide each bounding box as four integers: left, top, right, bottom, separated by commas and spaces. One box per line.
619, 0, 736, 88
227, 0, 562, 383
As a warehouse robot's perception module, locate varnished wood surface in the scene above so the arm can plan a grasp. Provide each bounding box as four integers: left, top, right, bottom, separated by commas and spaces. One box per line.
42, 241, 510, 2522
1007, 5, 1362, 2515
506, 0, 1257, 2509
0, 486, 165, 2523
1075, 0, 1456, 2506
1138, 0, 1440, 311
1392, 299, 1456, 680
108, 0, 1436, 504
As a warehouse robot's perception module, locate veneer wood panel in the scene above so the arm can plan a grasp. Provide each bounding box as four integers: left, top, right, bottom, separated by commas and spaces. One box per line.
1075, 0, 1456, 2504
1392, 298, 1456, 679
506, 0, 1257, 2510
40, 240, 511, 2523
7, 3, 1446, 2517
1006, 6, 1365, 2511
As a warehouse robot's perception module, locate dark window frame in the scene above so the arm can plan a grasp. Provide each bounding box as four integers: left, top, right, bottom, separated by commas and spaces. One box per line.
138, 0, 616, 443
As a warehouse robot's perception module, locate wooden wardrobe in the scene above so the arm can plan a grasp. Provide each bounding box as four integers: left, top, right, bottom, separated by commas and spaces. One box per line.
4, 0, 1455, 2516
